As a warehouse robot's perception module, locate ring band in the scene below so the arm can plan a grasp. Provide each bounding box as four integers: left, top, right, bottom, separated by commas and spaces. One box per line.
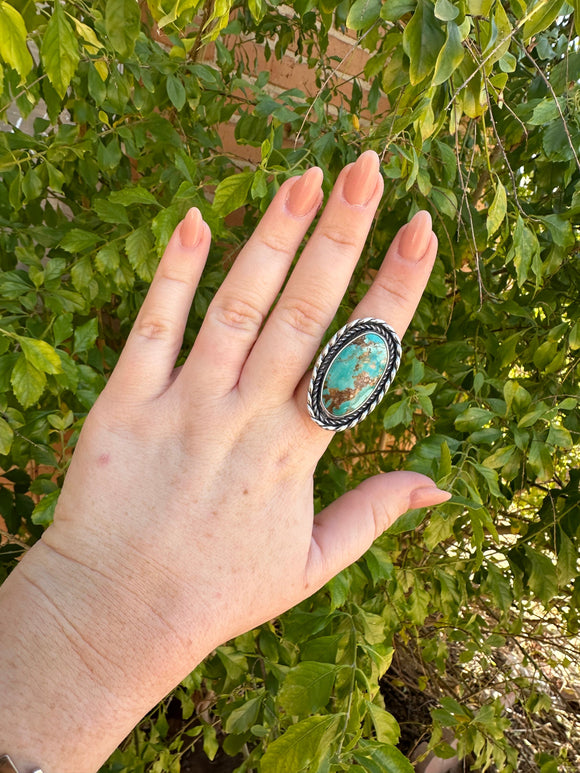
307, 317, 402, 431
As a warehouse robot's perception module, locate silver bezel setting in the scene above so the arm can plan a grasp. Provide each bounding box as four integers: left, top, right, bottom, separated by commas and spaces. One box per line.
307, 317, 402, 432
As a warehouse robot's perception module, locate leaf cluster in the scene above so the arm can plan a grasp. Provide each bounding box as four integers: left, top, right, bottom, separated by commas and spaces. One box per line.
0, 0, 579, 770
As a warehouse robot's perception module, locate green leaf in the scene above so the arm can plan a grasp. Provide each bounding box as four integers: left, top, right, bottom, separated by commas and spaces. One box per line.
486, 180, 507, 237
60, 229, 101, 253
125, 226, 157, 282
381, 0, 416, 21
260, 715, 342, 773
511, 215, 539, 286
434, 0, 459, 18
483, 563, 513, 612
353, 741, 415, 773
93, 198, 131, 225
0, 1, 33, 77
454, 406, 494, 432
41, 1, 80, 99
73, 318, 99, 354
167, 74, 186, 109
528, 440, 553, 481
569, 322, 580, 350
19, 337, 62, 375
11, 355, 46, 408
346, 0, 382, 29
403, 0, 446, 85
432, 21, 464, 85
546, 425, 572, 449
482, 444, 515, 469
212, 171, 253, 217
109, 187, 159, 207
523, 545, 558, 603
31, 489, 60, 527
0, 416, 14, 455
95, 243, 121, 275
225, 695, 262, 734
248, 0, 267, 22
278, 662, 337, 715
366, 702, 400, 744
105, 0, 141, 57
523, 0, 566, 42
556, 528, 577, 586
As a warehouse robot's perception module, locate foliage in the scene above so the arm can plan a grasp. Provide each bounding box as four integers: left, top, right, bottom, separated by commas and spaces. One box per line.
1, 0, 579, 771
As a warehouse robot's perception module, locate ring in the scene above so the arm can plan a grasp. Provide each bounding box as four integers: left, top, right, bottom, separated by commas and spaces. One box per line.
307, 317, 402, 431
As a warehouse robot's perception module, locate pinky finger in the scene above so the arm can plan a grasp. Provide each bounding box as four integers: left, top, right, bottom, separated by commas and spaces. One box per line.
106, 208, 210, 403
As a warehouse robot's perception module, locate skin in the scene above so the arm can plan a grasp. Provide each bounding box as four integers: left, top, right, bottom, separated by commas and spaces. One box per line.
0, 151, 450, 772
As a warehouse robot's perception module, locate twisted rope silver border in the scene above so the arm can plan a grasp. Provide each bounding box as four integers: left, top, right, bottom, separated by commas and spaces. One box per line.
307, 317, 402, 431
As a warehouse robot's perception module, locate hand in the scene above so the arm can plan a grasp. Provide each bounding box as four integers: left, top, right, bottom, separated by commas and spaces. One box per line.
1, 150, 449, 771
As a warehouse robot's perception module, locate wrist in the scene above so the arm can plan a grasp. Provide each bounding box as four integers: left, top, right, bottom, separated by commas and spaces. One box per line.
0, 535, 206, 772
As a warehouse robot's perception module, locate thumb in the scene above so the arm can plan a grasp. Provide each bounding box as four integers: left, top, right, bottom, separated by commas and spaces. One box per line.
305, 471, 451, 592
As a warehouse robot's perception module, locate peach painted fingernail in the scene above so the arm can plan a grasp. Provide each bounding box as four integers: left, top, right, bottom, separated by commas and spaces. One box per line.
343, 150, 380, 206
410, 486, 452, 509
286, 167, 324, 217
180, 207, 203, 248
399, 211, 432, 260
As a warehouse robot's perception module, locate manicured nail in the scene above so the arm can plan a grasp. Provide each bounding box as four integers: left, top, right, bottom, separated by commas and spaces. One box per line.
410, 486, 452, 509
399, 210, 432, 260
343, 150, 380, 206
180, 207, 203, 248
286, 167, 324, 217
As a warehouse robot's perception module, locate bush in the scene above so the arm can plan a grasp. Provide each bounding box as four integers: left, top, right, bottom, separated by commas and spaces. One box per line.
0, 0, 578, 770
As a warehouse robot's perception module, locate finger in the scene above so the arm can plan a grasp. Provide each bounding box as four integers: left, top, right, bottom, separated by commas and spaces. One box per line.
180, 169, 324, 396
240, 150, 384, 402
292, 210, 437, 437
304, 472, 451, 593
351, 209, 437, 339
106, 208, 210, 403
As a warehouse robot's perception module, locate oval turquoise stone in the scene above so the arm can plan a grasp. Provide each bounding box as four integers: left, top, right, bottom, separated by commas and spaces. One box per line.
322, 333, 389, 417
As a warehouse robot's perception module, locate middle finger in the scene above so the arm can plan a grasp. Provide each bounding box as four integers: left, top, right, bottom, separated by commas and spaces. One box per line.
240, 150, 384, 402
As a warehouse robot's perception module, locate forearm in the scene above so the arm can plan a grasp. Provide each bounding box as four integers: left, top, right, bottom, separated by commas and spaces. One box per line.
0, 537, 205, 773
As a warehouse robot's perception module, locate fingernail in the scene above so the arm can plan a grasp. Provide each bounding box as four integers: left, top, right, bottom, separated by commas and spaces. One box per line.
410, 486, 452, 509
399, 210, 432, 261
343, 150, 380, 206
180, 207, 203, 248
286, 167, 324, 217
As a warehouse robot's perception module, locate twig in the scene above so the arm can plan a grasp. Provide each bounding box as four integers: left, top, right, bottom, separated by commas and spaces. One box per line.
0, 529, 30, 550
444, 0, 555, 112
517, 41, 580, 174
294, 22, 381, 150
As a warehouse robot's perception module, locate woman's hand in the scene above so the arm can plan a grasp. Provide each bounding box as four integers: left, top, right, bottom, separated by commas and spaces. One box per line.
0, 151, 449, 772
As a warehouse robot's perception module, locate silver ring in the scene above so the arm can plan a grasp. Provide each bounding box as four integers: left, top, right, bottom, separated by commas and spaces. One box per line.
307, 317, 402, 431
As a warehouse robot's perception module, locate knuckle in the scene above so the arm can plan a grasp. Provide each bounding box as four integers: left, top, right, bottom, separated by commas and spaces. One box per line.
368, 275, 408, 309
134, 314, 174, 341
258, 232, 292, 259
211, 296, 265, 335
279, 297, 328, 340
319, 226, 359, 253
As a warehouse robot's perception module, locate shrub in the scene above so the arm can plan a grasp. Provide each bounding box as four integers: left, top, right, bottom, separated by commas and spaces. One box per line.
0, 0, 578, 770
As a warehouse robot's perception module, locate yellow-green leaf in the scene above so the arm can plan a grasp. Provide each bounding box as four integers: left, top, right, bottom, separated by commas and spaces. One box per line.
41, 1, 80, 99
66, 14, 104, 55
347, 0, 382, 29
403, 0, 446, 85
212, 171, 253, 217
0, 416, 14, 455
486, 180, 507, 237
0, 2, 33, 77
11, 354, 47, 408
19, 337, 62, 375
523, 0, 566, 42
105, 0, 141, 57
432, 21, 464, 86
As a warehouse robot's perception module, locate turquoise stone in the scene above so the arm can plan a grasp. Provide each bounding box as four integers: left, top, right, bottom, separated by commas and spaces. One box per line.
322, 333, 388, 417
